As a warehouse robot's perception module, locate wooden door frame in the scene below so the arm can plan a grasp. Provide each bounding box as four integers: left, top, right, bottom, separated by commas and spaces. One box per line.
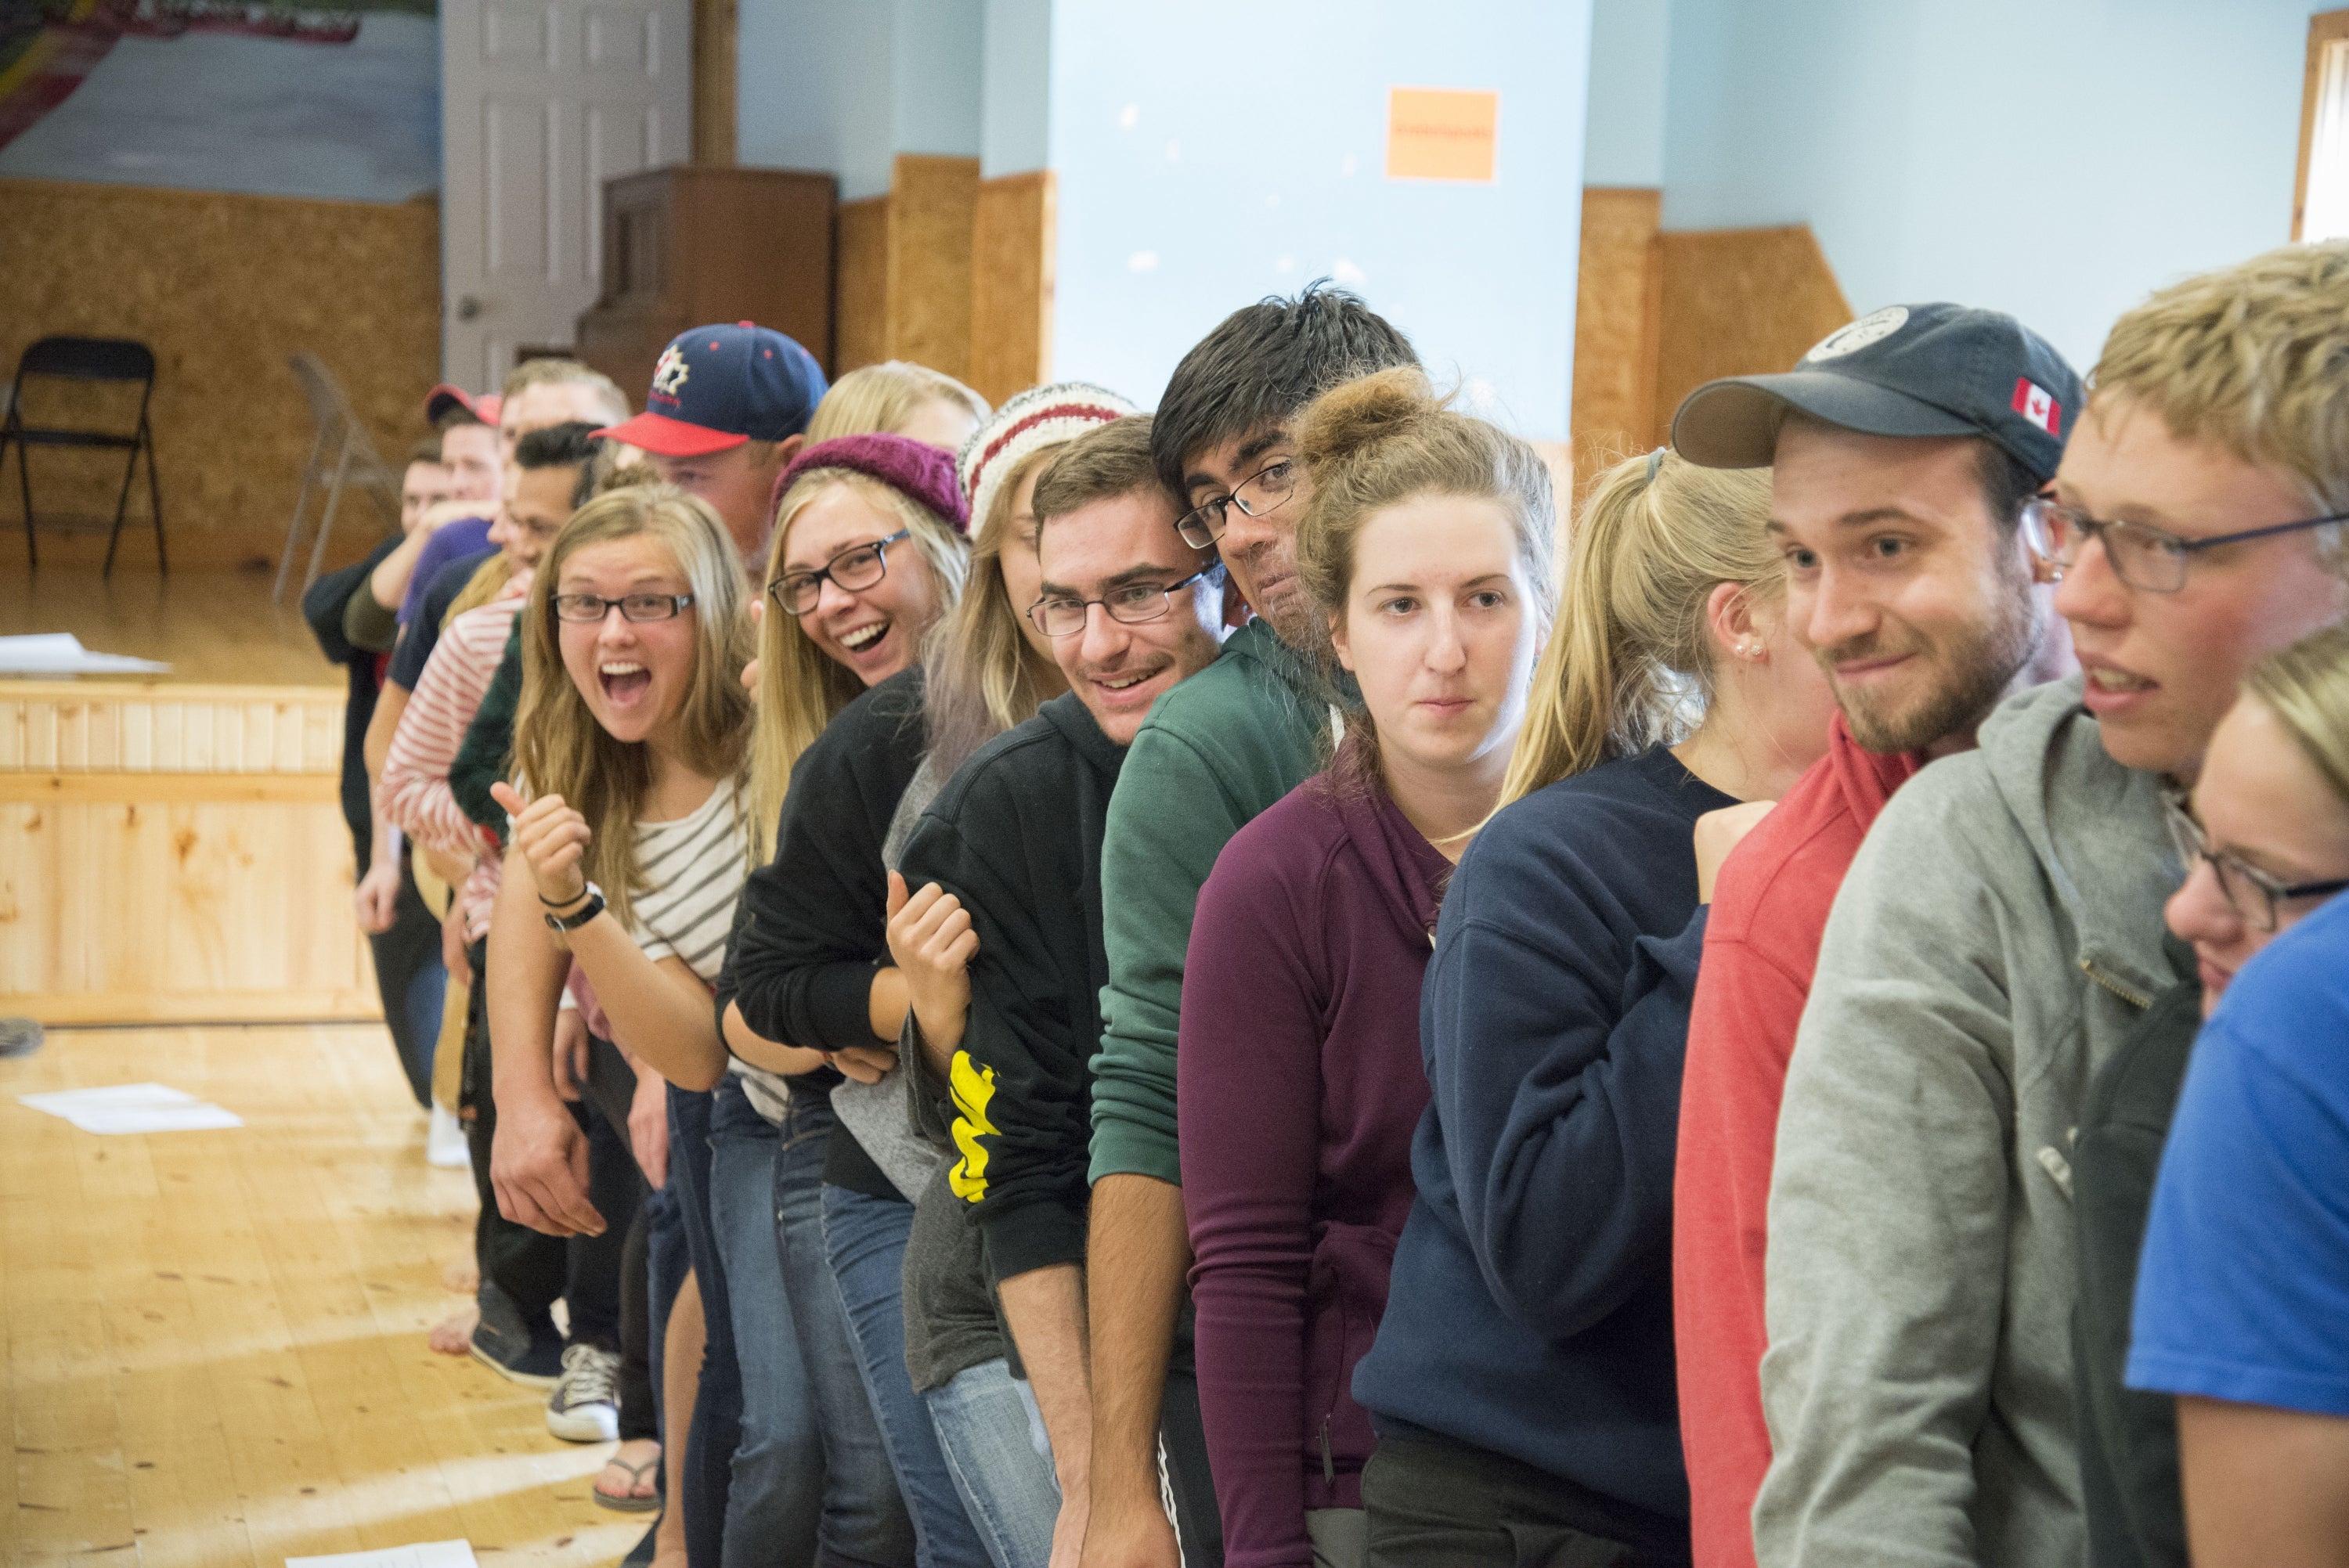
2293, 10, 2349, 240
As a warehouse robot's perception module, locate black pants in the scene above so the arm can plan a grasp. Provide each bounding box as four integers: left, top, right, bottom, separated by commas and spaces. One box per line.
1160, 1361, 1225, 1568
1361, 1429, 1689, 1568
367, 851, 445, 1108
460, 941, 640, 1348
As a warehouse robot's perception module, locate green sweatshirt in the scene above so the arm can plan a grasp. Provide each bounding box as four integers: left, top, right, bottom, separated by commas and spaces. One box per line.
1088, 616, 1332, 1187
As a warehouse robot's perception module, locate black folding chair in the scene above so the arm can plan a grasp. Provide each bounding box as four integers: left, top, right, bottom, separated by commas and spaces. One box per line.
1, 335, 167, 576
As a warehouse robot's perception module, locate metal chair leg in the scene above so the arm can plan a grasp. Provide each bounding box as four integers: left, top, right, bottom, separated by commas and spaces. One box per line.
14, 433, 35, 572
102, 438, 140, 579
146, 429, 167, 575
309, 439, 355, 597
301, 443, 350, 594
276, 426, 330, 602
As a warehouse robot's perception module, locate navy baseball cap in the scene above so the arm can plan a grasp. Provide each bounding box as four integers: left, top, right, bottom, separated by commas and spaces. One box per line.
1671, 303, 2084, 482
598, 322, 827, 457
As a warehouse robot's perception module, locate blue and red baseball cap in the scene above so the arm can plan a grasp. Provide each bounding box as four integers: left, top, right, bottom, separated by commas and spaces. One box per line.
597, 322, 827, 457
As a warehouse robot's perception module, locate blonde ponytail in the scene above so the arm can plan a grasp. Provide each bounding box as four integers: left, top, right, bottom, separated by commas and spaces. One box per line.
1499, 449, 1776, 805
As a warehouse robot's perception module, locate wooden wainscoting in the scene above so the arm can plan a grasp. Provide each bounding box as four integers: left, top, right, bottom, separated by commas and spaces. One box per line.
0, 680, 376, 1025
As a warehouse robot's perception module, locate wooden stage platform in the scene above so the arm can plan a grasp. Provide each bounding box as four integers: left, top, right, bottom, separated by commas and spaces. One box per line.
2, 568, 377, 1026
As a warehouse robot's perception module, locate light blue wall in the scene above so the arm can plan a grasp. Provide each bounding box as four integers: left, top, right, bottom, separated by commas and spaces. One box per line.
982, 0, 1052, 176
1045, 0, 1594, 440
1658, 0, 2322, 372
1583, 0, 1669, 187
736, 0, 980, 200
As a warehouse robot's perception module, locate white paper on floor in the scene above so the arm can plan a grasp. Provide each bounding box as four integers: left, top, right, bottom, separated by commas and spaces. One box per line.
286, 1543, 481, 1568
18, 1082, 244, 1134
0, 632, 171, 674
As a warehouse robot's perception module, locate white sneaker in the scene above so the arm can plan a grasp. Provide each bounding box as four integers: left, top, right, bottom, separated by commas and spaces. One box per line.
547, 1343, 622, 1442
426, 1104, 469, 1168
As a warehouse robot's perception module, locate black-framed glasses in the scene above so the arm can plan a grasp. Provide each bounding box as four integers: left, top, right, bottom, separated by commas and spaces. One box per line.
2164, 795, 2349, 933
551, 591, 697, 623
2021, 499, 2349, 594
1027, 570, 1210, 638
1175, 459, 1298, 549
767, 529, 911, 616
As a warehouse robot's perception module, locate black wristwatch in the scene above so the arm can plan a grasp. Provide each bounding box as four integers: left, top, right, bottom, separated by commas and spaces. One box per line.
543, 883, 605, 933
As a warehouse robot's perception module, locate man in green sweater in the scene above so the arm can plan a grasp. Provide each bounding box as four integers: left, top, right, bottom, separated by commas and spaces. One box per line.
1084, 284, 1417, 1568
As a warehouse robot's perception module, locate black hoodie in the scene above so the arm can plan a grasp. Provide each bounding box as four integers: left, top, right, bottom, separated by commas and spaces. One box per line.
897, 690, 1126, 1281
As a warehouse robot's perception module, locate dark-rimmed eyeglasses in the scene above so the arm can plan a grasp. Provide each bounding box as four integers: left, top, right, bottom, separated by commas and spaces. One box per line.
2164, 795, 2349, 933
1175, 459, 1297, 549
2021, 499, 2349, 594
551, 592, 697, 623
767, 529, 912, 617
1027, 571, 1210, 638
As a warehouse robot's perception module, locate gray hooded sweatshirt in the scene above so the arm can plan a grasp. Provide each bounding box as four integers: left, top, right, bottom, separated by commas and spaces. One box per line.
1756, 676, 2183, 1568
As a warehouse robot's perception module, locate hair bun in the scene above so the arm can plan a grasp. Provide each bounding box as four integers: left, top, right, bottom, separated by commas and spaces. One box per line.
1297, 365, 1441, 475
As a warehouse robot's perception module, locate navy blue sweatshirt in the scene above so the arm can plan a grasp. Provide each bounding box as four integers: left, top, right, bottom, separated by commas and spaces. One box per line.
1353, 744, 1723, 1557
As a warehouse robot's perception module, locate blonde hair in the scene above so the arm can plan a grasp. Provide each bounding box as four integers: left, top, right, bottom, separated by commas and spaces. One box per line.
2094, 242, 2349, 569
1500, 449, 1778, 804
808, 361, 990, 445
2245, 623, 2349, 809
1296, 368, 1557, 694
751, 470, 970, 833
502, 356, 631, 426
446, 551, 516, 626
922, 444, 1067, 779
513, 485, 756, 924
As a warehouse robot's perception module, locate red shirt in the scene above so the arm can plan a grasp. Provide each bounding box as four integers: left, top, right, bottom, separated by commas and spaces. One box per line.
1673, 713, 1921, 1568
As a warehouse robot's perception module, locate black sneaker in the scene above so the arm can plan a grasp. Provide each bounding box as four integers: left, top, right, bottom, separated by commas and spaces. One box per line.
468, 1287, 564, 1386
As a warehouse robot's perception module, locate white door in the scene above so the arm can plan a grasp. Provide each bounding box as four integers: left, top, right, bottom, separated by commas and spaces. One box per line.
439, 0, 691, 387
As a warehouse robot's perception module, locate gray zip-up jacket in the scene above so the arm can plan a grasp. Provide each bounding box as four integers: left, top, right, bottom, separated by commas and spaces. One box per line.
1755, 676, 2183, 1568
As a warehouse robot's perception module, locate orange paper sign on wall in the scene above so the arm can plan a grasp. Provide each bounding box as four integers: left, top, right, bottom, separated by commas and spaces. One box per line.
1386, 87, 1499, 182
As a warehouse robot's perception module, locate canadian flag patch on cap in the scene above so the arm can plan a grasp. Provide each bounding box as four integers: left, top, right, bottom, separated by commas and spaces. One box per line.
2012, 378, 2061, 437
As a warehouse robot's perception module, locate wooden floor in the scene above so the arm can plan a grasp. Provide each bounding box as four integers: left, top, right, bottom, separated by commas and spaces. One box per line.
0, 568, 341, 689
1, 1024, 643, 1568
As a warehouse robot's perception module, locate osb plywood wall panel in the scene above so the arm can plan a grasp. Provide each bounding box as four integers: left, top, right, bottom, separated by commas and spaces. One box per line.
0, 679, 369, 1023
1571, 187, 1663, 492
1653, 224, 1851, 445
835, 196, 892, 376
970, 171, 1057, 407
887, 154, 981, 382
0, 178, 438, 571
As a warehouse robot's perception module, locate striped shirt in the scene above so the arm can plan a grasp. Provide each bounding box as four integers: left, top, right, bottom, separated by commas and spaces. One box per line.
626, 774, 752, 985
380, 578, 528, 940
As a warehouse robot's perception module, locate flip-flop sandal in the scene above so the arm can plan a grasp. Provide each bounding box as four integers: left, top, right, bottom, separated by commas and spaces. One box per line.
593, 1454, 662, 1512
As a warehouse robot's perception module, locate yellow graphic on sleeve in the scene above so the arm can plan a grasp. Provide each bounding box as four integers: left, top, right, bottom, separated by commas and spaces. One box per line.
948, 1050, 1000, 1202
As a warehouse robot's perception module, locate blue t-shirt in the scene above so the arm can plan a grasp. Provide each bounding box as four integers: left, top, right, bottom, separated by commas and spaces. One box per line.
398, 515, 495, 627
2129, 891, 2349, 1415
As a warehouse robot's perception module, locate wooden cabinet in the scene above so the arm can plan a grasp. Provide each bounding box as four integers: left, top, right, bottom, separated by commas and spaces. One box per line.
575, 164, 839, 398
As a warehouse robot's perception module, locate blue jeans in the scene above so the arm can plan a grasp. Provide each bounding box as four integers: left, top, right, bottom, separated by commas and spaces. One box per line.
924, 1361, 1059, 1568
709, 1075, 824, 1567
822, 1184, 994, 1568
668, 1086, 739, 1568
777, 1102, 918, 1566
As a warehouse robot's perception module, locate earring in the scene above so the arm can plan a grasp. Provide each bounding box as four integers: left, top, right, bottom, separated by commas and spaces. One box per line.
1740, 638, 1765, 660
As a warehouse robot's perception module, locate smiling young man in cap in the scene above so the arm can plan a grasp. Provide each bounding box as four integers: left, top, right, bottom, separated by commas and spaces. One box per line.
1664, 303, 2081, 1568
1746, 248, 2349, 1568
597, 321, 828, 566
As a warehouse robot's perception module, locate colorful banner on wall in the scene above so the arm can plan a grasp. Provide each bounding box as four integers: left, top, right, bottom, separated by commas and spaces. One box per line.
0, 0, 435, 202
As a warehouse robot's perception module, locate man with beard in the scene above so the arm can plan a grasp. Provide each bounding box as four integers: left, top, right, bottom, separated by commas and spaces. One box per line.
1660, 304, 2083, 1568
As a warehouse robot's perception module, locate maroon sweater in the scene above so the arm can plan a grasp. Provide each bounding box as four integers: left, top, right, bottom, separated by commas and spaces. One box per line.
1178, 762, 1449, 1566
